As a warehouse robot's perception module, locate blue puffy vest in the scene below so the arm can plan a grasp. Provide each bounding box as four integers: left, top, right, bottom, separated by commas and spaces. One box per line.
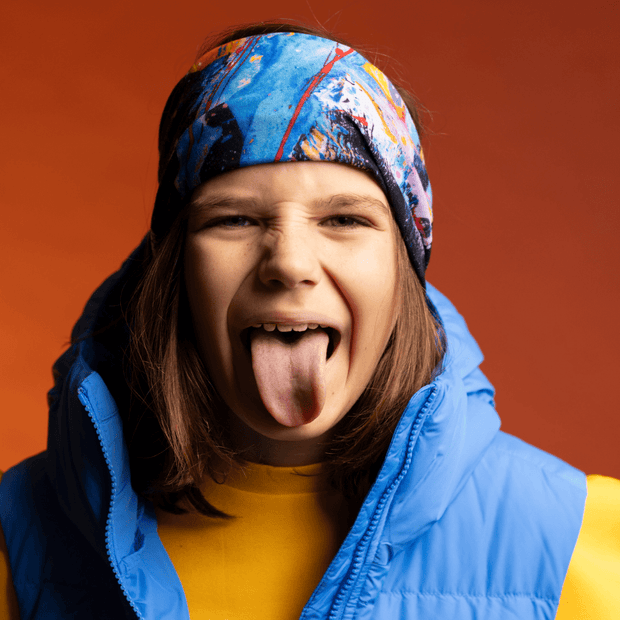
0, 252, 586, 619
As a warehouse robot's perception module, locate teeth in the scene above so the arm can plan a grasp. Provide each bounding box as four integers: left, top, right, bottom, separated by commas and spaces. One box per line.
251, 323, 327, 333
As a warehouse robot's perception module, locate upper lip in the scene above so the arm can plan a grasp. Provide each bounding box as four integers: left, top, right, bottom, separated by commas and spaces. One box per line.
239, 312, 344, 333
236, 312, 344, 356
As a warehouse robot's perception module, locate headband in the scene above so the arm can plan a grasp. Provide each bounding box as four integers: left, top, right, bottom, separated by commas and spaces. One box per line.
152, 32, 433, 284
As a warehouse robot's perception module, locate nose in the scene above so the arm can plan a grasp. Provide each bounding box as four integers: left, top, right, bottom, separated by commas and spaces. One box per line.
257, 226, 322, 289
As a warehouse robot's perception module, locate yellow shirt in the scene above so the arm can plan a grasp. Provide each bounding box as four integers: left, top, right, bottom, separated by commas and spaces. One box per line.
555, 475, 620, 619
156, 462, 354, 619
1, 473, 619, 619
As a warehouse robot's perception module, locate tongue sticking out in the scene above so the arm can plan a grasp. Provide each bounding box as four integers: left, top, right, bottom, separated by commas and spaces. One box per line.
250, 329, 330, 427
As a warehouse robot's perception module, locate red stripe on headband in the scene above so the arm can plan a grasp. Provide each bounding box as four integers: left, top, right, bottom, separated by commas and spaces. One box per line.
275, 46, 355, 161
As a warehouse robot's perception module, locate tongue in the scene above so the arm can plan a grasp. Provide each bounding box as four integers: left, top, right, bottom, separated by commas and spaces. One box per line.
250, 329, 330, 427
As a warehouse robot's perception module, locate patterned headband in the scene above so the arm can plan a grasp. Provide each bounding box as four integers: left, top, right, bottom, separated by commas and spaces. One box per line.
152, 32, 433, 284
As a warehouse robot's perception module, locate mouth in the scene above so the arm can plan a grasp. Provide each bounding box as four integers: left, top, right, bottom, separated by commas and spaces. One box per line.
241, 323, 341, 360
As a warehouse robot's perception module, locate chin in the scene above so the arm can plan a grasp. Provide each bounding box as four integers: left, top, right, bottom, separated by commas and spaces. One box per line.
233, 398, 349, 442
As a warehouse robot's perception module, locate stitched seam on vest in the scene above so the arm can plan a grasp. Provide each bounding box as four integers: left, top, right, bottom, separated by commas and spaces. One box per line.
491, 437, 581, 478
383, 590, 558, 602
498, 448, 563, 470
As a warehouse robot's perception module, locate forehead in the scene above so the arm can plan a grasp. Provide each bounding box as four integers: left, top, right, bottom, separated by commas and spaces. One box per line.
190, 161, 392, 214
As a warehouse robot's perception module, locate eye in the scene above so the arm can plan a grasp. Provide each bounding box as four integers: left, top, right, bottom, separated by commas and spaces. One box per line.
210, 215, 254, 228
322, 215, 370, 229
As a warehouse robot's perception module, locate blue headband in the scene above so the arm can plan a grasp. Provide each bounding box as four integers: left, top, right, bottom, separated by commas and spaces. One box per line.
152, 32, 433, 284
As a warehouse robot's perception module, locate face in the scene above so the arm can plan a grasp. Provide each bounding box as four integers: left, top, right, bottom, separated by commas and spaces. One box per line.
184, 162, 399, 462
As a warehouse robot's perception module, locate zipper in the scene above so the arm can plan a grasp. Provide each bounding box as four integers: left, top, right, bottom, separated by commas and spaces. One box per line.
325, 386, 438, 620
78, 384, 144, 620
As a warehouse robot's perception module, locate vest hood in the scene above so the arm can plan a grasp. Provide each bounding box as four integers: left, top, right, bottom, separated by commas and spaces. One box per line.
46, 236, 500, 551
37, 237, 501, 617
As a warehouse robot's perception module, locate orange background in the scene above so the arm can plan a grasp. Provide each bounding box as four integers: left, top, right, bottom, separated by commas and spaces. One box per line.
1, 0, 618, 477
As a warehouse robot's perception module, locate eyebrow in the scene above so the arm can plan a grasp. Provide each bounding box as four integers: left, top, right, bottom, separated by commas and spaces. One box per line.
190, 192, 391, 216
189, 194, 257, 213
320, 193, 391, 216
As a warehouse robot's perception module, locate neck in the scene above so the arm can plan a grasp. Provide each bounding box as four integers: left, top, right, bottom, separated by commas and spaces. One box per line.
225, 410, 333, 466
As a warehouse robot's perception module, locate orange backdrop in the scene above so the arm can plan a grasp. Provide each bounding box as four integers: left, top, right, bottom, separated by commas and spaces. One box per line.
2, 0, 619, 477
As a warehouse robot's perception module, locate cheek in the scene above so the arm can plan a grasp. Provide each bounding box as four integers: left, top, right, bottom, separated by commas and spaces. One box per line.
338, 240, 399, 360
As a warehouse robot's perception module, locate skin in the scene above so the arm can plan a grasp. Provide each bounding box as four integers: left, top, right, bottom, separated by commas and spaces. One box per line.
184, 161, 399, 466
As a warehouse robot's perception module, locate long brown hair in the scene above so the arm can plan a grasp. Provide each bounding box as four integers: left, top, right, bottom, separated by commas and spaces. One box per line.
124, 21, 445, 516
